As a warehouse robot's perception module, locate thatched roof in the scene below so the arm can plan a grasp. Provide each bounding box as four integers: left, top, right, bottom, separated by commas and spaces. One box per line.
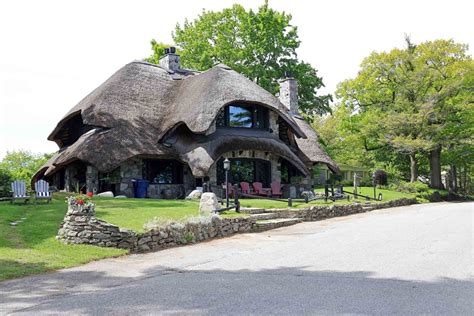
292, 115, 340, 174
48, 62, 305, 144
171, 128, 310, 177
35, 60, 338, 181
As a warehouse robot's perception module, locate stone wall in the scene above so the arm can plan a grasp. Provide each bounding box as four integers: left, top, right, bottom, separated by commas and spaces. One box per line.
269, 198, 418, 221
86, 165, 99, 193
57, 204, 255, 252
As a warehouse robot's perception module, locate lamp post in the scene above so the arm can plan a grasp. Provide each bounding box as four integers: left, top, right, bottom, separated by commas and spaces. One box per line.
223, 158, 231, 207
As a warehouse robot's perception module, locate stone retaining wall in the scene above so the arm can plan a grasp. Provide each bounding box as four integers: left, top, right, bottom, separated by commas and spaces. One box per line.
269, 198, 418, 221
57, 205, 255, 252
57, 198, 417, 252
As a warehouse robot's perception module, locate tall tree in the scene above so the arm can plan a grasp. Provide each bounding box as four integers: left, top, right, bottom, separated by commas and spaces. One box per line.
337, 38, 472, 187
146, 1, 331, 115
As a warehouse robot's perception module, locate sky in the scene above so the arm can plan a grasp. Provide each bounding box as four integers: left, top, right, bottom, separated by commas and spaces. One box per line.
0, 0, 472, 159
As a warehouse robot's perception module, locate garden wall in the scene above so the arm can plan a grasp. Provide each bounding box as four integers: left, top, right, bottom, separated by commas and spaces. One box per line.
57, 198, 417, 252
57, 206, 255, 252
269, 198, 418, 221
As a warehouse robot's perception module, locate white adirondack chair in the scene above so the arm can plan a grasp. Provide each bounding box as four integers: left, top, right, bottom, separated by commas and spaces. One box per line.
34, 179, 52, 203
11, 180, 30, 204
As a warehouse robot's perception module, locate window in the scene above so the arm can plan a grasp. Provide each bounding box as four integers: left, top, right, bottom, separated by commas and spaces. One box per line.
216, 104, 269, 129
216, 158, 271, 186
143, 160, 183, 184
280, 159, 304, 184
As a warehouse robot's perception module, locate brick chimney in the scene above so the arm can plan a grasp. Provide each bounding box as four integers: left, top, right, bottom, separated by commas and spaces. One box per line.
159, 47, 180, 72
278, 72, 298, 114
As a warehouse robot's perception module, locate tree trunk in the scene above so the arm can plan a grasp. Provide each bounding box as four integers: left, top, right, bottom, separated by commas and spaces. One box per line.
449, 165, 457, 192
409, 153, 418, 183
429, 145, 443, 189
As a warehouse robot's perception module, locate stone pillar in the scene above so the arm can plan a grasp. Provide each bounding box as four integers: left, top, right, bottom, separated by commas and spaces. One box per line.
278, 77, 299, 114
86, 165, 99, 194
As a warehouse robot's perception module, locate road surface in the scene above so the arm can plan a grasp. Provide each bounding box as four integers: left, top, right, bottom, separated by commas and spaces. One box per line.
1, 202, 473, 315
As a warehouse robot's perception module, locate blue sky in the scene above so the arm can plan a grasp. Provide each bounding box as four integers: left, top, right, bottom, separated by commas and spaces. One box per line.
0, 0, 472, 158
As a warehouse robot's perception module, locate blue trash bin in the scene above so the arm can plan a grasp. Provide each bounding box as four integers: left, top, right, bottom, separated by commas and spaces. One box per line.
133, 179, 149, 198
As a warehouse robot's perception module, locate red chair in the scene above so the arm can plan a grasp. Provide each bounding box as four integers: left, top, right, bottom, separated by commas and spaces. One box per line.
252, 182, 268, 196
270, 181, 283, 198
240, 182, 251, 195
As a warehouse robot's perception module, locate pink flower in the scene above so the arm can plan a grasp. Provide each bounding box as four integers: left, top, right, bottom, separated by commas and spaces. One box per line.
87, 192, 93, 198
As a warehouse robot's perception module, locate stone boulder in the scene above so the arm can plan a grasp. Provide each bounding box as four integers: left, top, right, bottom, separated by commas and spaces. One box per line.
97, 191, 114, 198
199, 192, 219, 216
186, 189, 202, 200
115, 195, 127, 199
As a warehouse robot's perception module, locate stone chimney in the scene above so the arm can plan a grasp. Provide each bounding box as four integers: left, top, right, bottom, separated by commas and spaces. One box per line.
159, 47, 180, 72
278, 72, 298, 114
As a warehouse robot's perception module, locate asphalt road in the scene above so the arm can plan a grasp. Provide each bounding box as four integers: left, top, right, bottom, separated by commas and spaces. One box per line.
1, 202, 473, 315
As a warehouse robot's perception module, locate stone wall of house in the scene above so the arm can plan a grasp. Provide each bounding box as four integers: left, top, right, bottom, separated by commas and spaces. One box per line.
119, 158, 142, 197
86, 165, 99, 193
57, 204, 256, 252
117, 158, 195, 198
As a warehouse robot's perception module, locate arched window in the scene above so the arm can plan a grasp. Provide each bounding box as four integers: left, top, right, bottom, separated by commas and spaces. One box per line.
216, 104, 269, 129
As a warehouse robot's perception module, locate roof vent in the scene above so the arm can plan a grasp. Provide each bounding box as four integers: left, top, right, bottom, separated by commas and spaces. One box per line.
159, 47, 180, 72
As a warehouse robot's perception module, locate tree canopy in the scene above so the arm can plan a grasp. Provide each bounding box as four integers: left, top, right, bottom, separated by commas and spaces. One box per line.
319, 38, 473, 189
146, 1, 331, 115
0, 150, 52, 190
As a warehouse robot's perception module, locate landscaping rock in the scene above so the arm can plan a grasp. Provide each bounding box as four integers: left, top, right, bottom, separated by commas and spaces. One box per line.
199, 192, 219, 216
115, 195, 127, 199
97, 191, 114, 198
186, 189, 202, 200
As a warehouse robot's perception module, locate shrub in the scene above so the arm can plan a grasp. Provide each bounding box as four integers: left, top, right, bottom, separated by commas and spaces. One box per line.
373, 170, 388, 186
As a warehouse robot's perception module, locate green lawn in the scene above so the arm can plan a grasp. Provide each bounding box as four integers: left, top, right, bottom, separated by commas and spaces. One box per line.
0, 187, 413, 281
239, 187, 415, 209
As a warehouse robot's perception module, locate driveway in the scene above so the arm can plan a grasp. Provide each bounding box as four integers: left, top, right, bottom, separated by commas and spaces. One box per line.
1, 202, 473, 315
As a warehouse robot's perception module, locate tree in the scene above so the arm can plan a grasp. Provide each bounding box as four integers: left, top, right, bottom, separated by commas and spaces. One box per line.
146, 1, 331, 115
0, 150, 52, 189
337, 38, 472, 187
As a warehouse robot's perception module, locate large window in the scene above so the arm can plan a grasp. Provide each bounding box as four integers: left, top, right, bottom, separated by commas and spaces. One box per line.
280, 159, 304, 184
216, 104, 269, 129
143, 159, 183, 184
217, 158, 271, 186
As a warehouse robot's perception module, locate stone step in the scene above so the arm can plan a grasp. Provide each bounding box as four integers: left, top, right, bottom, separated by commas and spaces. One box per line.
249, 212, 279, 220
240, 208, 270, 214
253, 218, 302, 232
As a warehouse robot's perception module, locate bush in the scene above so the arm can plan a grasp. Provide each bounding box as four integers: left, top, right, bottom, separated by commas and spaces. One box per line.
373, 170, 388, 185
391, 181, 430, 194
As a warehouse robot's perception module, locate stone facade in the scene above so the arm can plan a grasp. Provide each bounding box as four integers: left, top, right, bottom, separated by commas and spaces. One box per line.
57, 203, 256, 252
278, 77, 299, 114
86, 165, 98, 193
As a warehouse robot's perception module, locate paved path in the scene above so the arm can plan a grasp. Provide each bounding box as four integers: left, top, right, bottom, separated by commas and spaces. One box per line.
1, 202, 473, 315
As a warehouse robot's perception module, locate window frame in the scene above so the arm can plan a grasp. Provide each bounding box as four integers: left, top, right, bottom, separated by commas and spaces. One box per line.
142, 159, 184, 184
216, 103, 269, 130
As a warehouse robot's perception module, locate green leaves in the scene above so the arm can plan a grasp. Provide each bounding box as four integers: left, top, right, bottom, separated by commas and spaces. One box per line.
146, 1, 331, 115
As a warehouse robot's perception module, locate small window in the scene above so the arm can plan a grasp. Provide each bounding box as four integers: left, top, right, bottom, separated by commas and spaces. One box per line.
143, 160, 183, 184
216, 104, 269, 129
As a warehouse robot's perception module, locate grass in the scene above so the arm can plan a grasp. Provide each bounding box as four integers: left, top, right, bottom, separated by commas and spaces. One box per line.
238, 187, 415, 209
0, 187, 413, 281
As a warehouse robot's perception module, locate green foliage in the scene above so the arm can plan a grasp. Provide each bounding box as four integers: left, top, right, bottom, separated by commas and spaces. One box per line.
0, 150, 53, 189
147, 1, 331, 115
144, 40, 180, 64
327, 38, 472, 186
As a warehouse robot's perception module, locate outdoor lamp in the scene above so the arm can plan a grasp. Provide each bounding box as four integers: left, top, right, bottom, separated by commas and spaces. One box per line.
223, 158, 231, 171
223, 158, 231, 207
